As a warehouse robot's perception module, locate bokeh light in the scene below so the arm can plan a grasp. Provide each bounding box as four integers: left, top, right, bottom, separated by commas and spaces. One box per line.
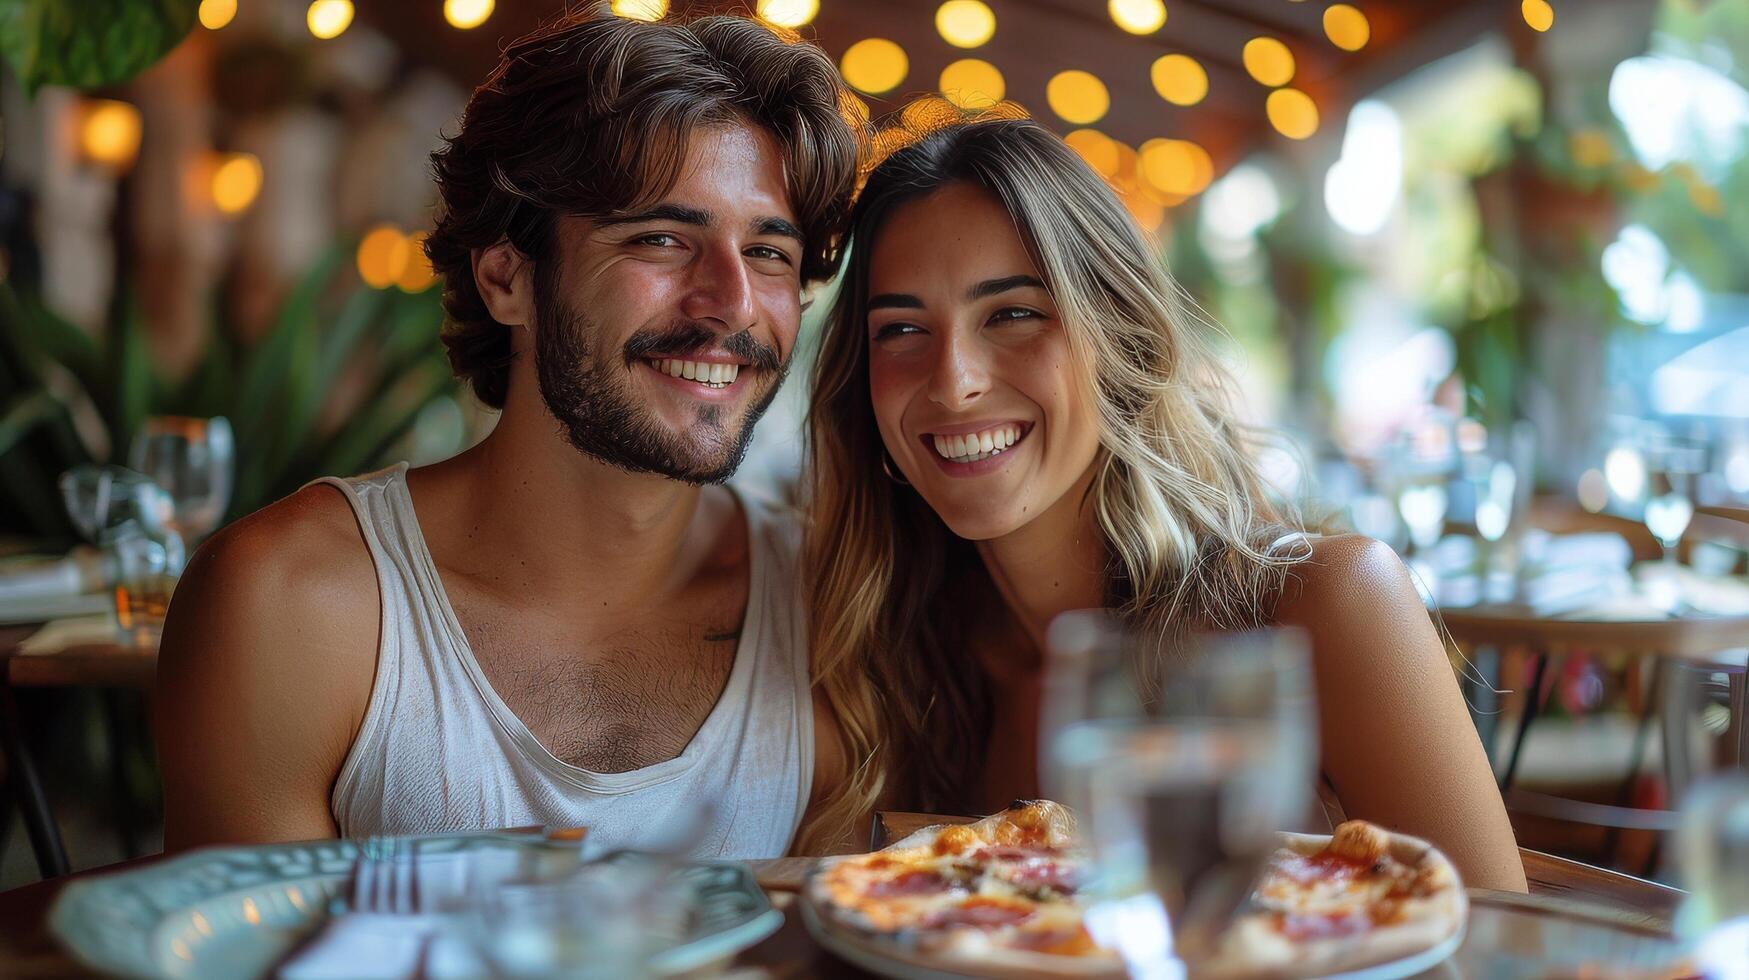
397, 231, 438, 292
210, 153, 263, 214
1522, 0, 1554, 32
78, 99, 143, 171
842, 38, 909, 95
611, 0, 667, 21
1266, 87, 1319, 139
1323, 4, 1370, 51
306, 0, 353, 39
936, 1, 996, 49
198, 0, 237, 30
444, 0, 494, 30
757, 0, 818, 28
1150, 54, 1208, 106
1065, 129, 1120, 177
1243, 37, 1295, 87
1108, 0, 1166, 35
357, 225, 412, 289
1047, 70, 1110, 125
939, 59, 1005, 108
1139, 138, 1213, 197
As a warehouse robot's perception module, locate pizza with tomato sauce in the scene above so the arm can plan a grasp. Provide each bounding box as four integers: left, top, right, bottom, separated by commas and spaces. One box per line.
803, 803, 1466, 979
1211, 820, 1468, 977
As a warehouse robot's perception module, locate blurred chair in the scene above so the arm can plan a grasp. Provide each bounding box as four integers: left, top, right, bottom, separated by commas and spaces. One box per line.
1444, 503, 1749, 876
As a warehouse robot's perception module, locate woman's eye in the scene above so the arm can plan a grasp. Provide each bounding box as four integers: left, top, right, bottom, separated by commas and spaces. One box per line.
990, 307, 1042, 324
872, 322, 924, 342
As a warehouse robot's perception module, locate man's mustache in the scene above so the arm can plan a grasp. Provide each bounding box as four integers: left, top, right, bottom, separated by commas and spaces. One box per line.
622, 322, 781, 374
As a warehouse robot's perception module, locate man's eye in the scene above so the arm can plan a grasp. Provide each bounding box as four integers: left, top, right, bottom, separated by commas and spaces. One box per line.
633, 233, 681, 247
747, 245, 794, 264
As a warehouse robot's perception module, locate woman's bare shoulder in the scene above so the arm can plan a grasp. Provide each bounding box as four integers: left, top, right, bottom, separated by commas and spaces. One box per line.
1275, 533, 1421, 629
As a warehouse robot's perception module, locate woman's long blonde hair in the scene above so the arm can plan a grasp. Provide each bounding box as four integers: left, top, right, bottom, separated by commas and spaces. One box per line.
797, 118, 1307, 853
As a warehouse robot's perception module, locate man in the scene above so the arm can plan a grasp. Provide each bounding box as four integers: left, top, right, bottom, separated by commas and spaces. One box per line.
156, 7, 859, 858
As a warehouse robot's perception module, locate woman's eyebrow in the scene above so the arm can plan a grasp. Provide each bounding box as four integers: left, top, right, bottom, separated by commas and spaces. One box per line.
969, 274, 1046, 300
868, 293, 925, 311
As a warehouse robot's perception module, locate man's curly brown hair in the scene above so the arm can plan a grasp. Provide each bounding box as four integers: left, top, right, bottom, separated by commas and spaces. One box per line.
423, 4, 862, 409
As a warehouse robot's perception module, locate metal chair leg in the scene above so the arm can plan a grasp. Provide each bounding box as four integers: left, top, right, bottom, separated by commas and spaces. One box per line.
0, 683, 70, 878
1501, 651, 1552, 793
1604, 658, 1662, 862
102, 690, 142, 859
1730, 667, 1747, 771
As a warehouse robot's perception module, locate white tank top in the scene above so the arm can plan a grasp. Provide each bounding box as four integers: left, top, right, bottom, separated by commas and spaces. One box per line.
311, 463, 813, 860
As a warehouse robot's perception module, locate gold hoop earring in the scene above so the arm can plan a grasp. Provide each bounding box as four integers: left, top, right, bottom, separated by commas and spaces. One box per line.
881, 450, 910, 486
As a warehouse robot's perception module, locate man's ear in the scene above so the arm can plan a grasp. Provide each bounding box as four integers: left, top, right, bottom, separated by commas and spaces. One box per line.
473, 239, 533, 328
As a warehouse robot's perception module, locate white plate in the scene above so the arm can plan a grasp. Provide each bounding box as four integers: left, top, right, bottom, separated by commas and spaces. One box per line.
50, 835, 781, 979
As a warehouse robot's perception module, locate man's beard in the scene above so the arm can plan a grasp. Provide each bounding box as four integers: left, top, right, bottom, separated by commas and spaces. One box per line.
532, 291, 787, 486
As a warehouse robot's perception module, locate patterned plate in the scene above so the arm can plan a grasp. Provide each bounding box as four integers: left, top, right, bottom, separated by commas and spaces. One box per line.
49, 835, 781, 979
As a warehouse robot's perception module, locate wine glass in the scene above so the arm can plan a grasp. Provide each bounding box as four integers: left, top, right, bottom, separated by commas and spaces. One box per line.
1644, 463, 1693, 564
1396, 481, 1449, 553
1042, 613, 1318, 977
128, 415, 234, 548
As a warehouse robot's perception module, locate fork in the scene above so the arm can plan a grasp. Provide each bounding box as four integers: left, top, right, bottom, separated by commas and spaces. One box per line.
350, 837, 419, 914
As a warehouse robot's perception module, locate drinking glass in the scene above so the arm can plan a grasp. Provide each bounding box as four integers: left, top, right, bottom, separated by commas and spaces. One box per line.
460, 853, 684, 979
1042, 613, 1318, 977
128, 415, 234, 548
58, 465, 181, 640
1678, 777, 1749, 978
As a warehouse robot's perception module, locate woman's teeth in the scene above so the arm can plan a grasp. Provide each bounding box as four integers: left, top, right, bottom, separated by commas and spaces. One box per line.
930, 424, 1024, 464
651, 358, 739, 388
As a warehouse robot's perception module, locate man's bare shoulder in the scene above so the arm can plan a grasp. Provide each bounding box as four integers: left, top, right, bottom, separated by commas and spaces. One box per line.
156, 482, 381, 849
161, 482, 379, 676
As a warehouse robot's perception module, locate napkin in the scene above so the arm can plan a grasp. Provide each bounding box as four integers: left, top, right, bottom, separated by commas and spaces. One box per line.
277, 914, 481, 979
277, 843, 567, 980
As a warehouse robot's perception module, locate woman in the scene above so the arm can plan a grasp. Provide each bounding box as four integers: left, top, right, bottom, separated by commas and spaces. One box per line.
799, 117, 1525, 892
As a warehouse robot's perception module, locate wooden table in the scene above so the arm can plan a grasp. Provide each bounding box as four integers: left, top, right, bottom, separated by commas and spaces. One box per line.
1438, 590, 1749, 854
0, 814, 1693, 978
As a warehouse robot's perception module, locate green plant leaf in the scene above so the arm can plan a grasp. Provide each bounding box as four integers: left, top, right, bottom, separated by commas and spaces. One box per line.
109, 305, 156, 461
0, 0, 198, 95
0, 389, 61, 458
315, 356, 454, 481
232, 244, 346, 449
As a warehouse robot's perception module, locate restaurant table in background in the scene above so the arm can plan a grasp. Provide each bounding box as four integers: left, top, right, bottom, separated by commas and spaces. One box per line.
1440, 586, 1749, 862
0, 619, 158, 879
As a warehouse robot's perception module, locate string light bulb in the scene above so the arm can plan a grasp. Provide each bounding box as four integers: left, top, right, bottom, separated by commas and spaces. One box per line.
841, 38, 908, 95
1522, 0, 1554, 32
756, 0, 818, 28
1108, 0, 1166, 35
1323, 4, 1370, 51
198, 0, 237, 30
939, 59, 1005, 108
1150, 53, 1207, 106
77, 99, 143, 172
1266, 87, 1319, 139
1047, 70, 1110, 125
306, 0, 353, 39
357, 225, 412, 289
611, 0, 667, 21
444, 0, 494, 30
210, 153, 263, 214
936, 1, 996, 48
1243, 37, 1295, 87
